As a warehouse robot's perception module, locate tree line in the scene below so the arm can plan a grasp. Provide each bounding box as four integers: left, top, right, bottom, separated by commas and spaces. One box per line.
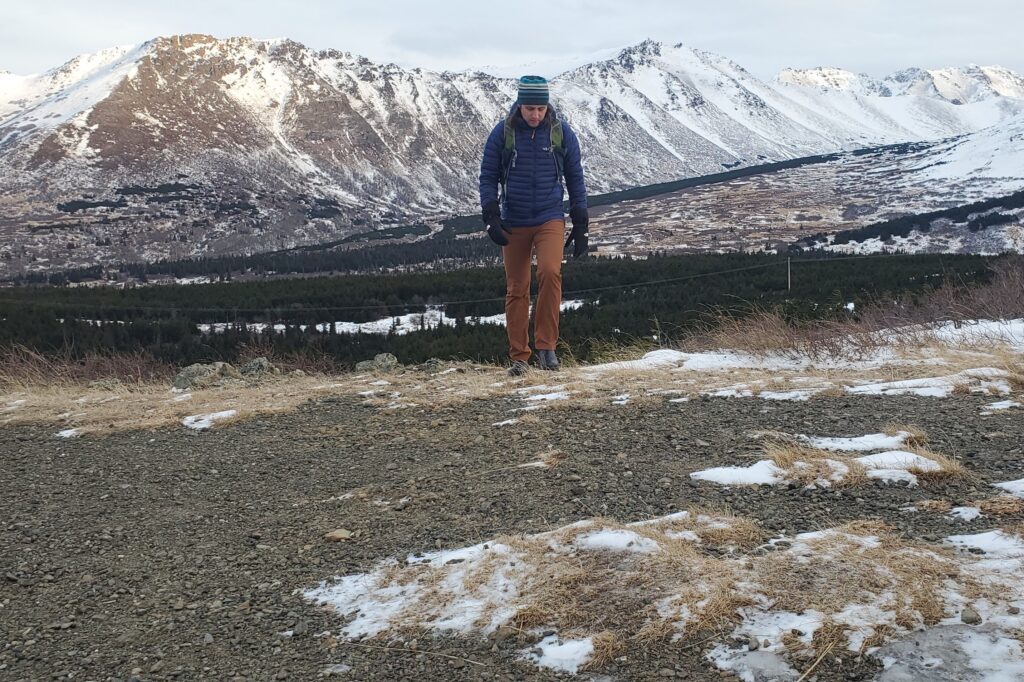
0, 253, 997, 367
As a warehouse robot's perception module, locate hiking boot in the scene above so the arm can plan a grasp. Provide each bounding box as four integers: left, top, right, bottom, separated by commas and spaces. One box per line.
507, 360, 529, 377
537, 349, 560, 371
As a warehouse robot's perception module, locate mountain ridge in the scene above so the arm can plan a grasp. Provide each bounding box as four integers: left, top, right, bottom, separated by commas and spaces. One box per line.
1, 34, 1023, 275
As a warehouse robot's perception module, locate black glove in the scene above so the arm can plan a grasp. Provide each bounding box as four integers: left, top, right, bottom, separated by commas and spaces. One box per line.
565, 205, 589, 258
482, 201, 510, 246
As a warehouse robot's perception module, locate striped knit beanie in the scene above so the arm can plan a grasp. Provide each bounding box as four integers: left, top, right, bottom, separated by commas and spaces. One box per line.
517, 75, 549, 105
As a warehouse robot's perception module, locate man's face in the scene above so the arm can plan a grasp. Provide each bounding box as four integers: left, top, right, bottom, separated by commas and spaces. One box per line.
520, 104, 547, 127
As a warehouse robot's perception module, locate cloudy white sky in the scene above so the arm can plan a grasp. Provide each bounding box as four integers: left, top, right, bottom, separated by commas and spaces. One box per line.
3, 0, 1022, 79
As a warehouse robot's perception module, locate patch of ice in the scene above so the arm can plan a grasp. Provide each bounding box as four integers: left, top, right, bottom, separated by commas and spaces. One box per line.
846, 368, 1008, 398
575, 529, 660, 554
993, 479, 1024, 498
875, 625, 1024, 682
949, 507, 983, 522
611, 393, 631, 405
865, 469, 920, 485
802, 431, 909, 452
984, 400, 1022, 411
759, 389, 815, 401
524, 391, 570, 402
492, 419, 519, 427
689, 460, 786, 486
706, 646, 800, 681
182, 409, 238, 430
586, 349, 687, 372
56, 428, 79, 438
524, 635, 594, 674
854, 450, 940, 485
708, 386, 754, 398
946, 530, 1024, 559
322, 664, 352, 675
515, 384, 565, 394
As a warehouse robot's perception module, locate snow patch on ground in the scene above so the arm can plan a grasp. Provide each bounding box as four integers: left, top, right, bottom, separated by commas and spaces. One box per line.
523, 635, 594, 674
801, 431, 910, 452
305, 517, 1024, 678
949, 506, 983, 522
182, 409, 238, 430
993, 479, 1024, 499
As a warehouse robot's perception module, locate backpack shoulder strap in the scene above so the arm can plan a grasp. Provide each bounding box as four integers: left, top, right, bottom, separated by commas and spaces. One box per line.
550, 116, 566, 183
550, 118, 564, 150
499, 114, 517, 185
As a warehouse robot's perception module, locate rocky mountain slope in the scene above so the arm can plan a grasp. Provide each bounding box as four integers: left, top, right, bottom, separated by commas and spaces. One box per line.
2, 35, 1023, 275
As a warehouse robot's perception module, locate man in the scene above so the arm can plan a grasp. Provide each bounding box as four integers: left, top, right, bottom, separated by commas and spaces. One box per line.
479, 75, 589, 377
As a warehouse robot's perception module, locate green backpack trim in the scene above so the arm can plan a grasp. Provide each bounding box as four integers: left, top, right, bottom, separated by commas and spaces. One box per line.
498, 112, 566, 202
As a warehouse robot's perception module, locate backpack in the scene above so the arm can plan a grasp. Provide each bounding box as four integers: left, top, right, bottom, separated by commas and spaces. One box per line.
498, 112, 566, 204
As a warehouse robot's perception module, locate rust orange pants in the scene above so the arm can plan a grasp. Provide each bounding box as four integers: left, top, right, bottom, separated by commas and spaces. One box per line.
502, 219, 565, 362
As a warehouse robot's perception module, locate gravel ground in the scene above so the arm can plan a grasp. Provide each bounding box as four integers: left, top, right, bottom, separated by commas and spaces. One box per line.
2, 389, 1022, 681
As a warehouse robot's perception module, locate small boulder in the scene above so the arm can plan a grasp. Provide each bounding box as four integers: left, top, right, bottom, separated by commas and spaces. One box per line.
87, 378, 122, 391
418, 357, 444, 373
324, 529, 355, 542
961, 606, 982, 625
173, 362, 242, 390
355, 353, 400, 373
240, 357, 278, 377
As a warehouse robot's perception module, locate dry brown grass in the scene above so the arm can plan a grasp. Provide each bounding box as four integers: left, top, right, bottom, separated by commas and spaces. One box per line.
0, 344, 175, 389
580, 337, 659, 366
951, 382, 972, 396
814, 385, 847, 399
884, 423, 929, 447
690, 309, 862, 360
859, 624, 895, 653
907, 446, 973, 483
583, 630, 625, 669
539, 450, 567, 467
976, 496, 1024, 516
992, 348, 1024, 392
755, 521, 963, 636
323, 512, 1024, 673
809, 621, 850, 661
915, 499, 953, 514
762, 440, 868, 487
1002, 523, 1024, 539
0, 374, 352, 435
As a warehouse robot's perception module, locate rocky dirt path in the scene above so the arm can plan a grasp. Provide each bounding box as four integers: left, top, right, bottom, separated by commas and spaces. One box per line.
2, 389, 1022, 681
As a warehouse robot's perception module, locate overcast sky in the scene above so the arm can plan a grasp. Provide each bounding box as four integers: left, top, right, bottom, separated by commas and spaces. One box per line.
3, 0, 1022, 79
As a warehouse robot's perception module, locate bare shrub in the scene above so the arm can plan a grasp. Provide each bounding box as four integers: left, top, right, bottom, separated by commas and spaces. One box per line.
915, 500, 953, 513
884, 423, 928, 447
0, 344, 175, 390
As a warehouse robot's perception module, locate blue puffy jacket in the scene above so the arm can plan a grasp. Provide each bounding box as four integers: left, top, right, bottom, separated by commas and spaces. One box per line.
479, 105, 587, 227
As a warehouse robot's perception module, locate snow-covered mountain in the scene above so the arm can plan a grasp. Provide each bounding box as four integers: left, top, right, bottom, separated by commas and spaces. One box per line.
1, 35, 1022, 275
779, 64, 1024, 103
